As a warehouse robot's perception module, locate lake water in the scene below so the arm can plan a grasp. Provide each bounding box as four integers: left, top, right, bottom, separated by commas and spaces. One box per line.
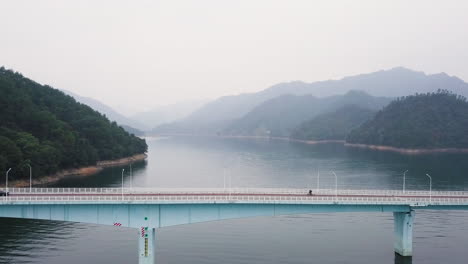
1, 136, 468, 264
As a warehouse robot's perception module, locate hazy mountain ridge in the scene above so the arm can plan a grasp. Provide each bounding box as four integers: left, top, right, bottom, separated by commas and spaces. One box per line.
65, 90, 209, 132
291, 105, 376, 141
131, 99, 208, 130
223, 91, 391, 137
153, 67, 468, 135
120, 125, 145, 137
63, 90, 147, 131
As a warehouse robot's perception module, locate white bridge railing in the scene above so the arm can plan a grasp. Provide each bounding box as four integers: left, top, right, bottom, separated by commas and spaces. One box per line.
1, 188, 468, 206
4, 187, 468, 196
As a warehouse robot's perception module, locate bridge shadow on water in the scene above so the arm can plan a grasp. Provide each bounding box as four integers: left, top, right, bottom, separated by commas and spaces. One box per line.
395, 253, 412, 264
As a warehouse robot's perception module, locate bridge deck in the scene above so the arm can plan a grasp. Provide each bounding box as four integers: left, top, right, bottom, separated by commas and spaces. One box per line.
2, 188, 468, 206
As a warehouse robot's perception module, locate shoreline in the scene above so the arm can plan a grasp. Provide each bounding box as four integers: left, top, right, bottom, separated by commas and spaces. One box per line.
216, 135, 345, 145
344, 143, 468, 155
212, 135, 468, 154
155, 133, 468, 155
9, 153, 147, 188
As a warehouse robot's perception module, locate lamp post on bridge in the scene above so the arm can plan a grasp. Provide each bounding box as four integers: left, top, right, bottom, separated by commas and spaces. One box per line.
331, 171, 338, 199
403, 170, 408, 194
129, 162, 133, 190
27, 164, 32, 193
229, 173, 232, 199
121, 169, 125, 200
426, 173, 432, 204
223, 167, 226, 191
5, 168, 11, 197
317, 169, 320, 191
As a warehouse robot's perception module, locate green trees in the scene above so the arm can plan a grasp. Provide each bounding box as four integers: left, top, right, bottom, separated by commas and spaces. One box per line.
0, 67, 147, 180
346, 90, 468, 148
223, 91, 391, 137
291, 105, 376, 141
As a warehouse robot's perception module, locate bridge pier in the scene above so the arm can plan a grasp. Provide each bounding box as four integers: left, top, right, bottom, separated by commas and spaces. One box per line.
393, 210, 414, 256
395, 252, 412, 264
138, 227, 156, 264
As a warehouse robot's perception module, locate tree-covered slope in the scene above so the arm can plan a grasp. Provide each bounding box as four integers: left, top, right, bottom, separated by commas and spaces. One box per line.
291, 105, 376, 141
0, 67, 147, 179
346, 91, 468, 148
63, 90, 147, 131
120, 125, 145, 137
152, 67, 468, 135
223, 91, 391, 137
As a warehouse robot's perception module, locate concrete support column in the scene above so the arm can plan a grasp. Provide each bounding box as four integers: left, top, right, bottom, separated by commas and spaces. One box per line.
393, 210, 414, 256
394, 252, 412, 264
138, 227, 156, 264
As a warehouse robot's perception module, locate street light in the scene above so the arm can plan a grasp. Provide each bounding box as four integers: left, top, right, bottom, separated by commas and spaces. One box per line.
121, 169, 125, 200
5, 168, 11, 197
129, 163, 133, 189
426, 173, 432, 203
331, 171, 338, 199
223, 167, 226, 190
317, 169, 320, 191
403, 170, 408, 194
229, 173, 232, 199
27, 164, 32, 193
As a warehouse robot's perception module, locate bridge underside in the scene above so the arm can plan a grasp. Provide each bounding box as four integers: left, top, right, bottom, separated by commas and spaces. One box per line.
0, 203, 414, 263
0, 203, 411, 228
3, 202, 465, 262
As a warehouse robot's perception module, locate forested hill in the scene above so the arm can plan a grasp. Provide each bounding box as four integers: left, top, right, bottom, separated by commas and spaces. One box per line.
291, 105, 376, 141
346, 90, 468, 149
223, 91, 391, 137
0, 67, 147, 180
153, 67, 468, 135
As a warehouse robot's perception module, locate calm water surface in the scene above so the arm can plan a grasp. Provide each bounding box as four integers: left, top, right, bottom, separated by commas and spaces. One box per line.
1, 137, 468, 264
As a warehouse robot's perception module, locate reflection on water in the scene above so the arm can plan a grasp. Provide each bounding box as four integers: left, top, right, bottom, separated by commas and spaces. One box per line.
395, 254, 412, 264
54, 137, 468, 191
0, 218, 75, 263
2, 136, 468, 264
51, 160, 148, 188
3, 210, 468, 264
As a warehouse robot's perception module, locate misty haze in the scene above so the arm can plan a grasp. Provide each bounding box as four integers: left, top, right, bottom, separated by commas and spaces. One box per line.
2, 1, 468, 264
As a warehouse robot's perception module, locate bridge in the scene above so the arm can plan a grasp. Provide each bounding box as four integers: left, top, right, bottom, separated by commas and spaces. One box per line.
1, 187, 468, 263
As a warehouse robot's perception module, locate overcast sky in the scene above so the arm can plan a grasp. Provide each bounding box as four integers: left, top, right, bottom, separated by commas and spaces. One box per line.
1, 0, 468, 113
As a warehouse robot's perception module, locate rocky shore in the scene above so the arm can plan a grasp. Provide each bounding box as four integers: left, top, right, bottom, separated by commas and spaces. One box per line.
9, 153, 147, 187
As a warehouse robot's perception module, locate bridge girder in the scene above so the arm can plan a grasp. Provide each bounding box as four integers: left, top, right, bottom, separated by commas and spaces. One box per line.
0, 203, 411, 228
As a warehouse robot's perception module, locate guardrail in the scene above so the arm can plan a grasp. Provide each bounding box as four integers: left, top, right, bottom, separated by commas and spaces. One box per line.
0, 195, 467, 206
1, 188, 468, 206
3, 187, 468, 196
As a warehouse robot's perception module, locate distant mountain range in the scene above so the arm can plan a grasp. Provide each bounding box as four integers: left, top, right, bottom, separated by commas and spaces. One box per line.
291, 105, 376, 141
265, 67, 468, 98
60, 67, 468, 137
63, 90, 147, 131
153, 67, 468, 135
131, 100, 208, 130
223, 91, 391, 137
64, 90, 207, 132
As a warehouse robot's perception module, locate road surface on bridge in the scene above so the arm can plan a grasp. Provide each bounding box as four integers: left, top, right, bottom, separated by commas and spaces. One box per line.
2, 188, 468, 206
